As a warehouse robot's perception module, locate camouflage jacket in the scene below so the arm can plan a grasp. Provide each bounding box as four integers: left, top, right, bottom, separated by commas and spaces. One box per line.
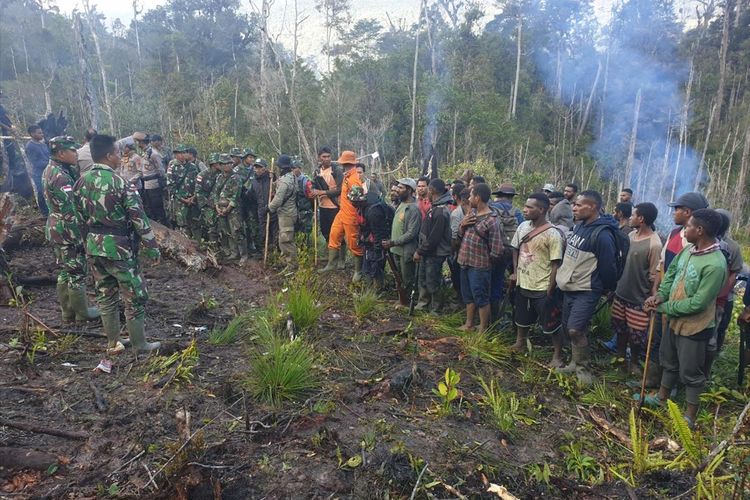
166, 159, 184, 195
173, 161, 200, 201
216, 171, 243, 212
42, 159, 84, 246
74, 163, 159, 260
196, 169, 220, 208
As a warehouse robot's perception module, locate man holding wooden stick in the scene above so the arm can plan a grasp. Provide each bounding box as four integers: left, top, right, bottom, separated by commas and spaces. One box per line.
641, 209, 727, 429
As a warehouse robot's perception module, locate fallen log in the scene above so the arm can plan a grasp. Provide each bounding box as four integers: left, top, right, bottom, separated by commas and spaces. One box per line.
150, 221, 219, 271
0, 417, 89, 440
0, 447, 59, 471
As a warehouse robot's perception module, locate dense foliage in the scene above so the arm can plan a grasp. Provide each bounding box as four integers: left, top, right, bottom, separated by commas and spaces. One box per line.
1, 0, 749, 229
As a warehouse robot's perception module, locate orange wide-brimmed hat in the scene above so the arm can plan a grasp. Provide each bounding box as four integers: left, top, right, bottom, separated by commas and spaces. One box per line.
337, 150, 357, 165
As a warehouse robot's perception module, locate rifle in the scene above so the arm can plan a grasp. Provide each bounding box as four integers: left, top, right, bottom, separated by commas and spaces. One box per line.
498, 277, 515, 318
386, 252, 408, 306
409, 261, 420, 316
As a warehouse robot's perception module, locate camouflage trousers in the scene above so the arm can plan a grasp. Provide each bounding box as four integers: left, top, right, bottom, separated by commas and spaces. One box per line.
52, 243, 87, 287
90, 256, 148, 321
218, 209, 246, 257
175, 203, 202, 239
200, 206, 218, 243
245, 210, 259, 253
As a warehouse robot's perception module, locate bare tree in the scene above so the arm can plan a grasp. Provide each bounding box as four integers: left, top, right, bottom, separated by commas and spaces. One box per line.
82, 0, 114, 133
73, 12, 100, 130
409, 0, 425, 163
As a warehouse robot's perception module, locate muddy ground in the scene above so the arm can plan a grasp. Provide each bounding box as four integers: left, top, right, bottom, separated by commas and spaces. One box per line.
0, 218, 748, 499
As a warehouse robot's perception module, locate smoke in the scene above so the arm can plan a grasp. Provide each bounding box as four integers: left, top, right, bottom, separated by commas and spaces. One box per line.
529, 0, 699, 229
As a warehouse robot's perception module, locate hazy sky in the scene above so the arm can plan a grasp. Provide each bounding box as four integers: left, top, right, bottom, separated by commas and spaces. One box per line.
53, 0, 695, 65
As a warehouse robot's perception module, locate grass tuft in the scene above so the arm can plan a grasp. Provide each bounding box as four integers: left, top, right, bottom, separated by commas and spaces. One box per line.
458, 330, 511, 366
353, 288, 380, 322
212, 310, 256, 345
245, 318, 318, 407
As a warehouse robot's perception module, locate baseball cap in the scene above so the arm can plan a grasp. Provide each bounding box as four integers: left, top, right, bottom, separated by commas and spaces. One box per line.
542, 183, 556, 192
492, 183, 517, 196
668, 192, 709, 211
397, 178, 417, 191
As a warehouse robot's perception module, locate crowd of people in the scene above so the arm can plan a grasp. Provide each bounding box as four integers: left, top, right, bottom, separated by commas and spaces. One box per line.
31, 130, 750, 430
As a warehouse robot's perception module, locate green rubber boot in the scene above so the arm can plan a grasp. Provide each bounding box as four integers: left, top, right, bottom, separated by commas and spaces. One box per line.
557, 344, 584, 375
68, 285, 100, 322
126, 316, 161, 353
101, 310, 124, 354
337, 246, 347, 270
352, 256, 363, 282
56, 282, 75, 323
414, 287, 430, 311
319, 248, 339, 273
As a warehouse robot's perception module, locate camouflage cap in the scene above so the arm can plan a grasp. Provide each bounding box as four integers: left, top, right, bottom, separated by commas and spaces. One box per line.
207, 152, 221, 165
241, 147, 257, 158
229, 147, 242, 157
49, 135, 81, 152
218, 153, 233, 164
292, 158, 304, 169
253, 158, 269, 169
172, 143, 188, 153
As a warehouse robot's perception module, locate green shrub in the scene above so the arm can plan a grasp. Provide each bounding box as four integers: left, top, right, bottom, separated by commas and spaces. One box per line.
353, 288, 380, 322
212, 310, 256, 345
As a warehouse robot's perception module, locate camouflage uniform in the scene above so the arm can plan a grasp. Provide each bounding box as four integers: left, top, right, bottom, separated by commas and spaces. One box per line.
173, 160, 201, 238
196, 153, 221, 244
42, 157, 87, 288
165, 144, 188, 226
239, 148, 259, 254
43, 136, 100, 323
216, 154, 247, 260
75, 161, 160, 352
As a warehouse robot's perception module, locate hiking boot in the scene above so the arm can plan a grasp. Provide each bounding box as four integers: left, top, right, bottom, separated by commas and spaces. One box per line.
414, 287, 430, 311
56, 282, 75, 323
68, 285, 100, 322
352, 256, 363, 282
319, 248, 339, 273
101, 310, 122, 353
238, 255, 249, 267
126, 316, 161, 353
337, 246, 347, 270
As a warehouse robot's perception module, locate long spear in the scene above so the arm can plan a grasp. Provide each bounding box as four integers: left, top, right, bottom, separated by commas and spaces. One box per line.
263, 157, 275, 267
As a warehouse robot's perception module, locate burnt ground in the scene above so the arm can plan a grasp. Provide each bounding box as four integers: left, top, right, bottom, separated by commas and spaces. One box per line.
0, 218, 748, 499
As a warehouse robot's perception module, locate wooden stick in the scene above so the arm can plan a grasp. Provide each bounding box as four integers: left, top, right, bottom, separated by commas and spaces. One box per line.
0, 417, 89, 440
313, 196, 318, 265
24, 310, 61, 337
637, 312, 657, 416
263, 158, 274, 267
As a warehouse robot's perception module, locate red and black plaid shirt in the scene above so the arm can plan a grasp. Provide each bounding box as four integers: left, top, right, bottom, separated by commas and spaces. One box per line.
457, 212, 503, 269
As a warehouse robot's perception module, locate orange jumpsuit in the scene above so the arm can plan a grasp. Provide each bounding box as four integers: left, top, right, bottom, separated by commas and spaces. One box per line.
327, 168, 363, 256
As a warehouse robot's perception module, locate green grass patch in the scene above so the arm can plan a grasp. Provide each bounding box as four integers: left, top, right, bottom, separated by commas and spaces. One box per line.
245, 318, 319, 407
210, 310, 256, 345
458, 330, 511, 367
353, 288, 380, 322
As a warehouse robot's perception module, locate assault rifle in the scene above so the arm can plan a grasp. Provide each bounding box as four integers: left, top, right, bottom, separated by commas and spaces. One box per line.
386, 252, 408, 306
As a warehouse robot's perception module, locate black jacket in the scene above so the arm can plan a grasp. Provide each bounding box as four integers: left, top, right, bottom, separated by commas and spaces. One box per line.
416, 191, 453, 257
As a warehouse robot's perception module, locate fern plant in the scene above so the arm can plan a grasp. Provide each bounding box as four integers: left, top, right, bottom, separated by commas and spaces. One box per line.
666, 400, 703, 467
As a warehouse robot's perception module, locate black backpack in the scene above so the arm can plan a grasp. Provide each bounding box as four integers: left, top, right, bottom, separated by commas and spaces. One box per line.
590, 225, 630, 281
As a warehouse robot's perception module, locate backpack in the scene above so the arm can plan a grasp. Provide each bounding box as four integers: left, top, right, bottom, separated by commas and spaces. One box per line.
590, 225, 630, 281
490, 204, 519, 255
296, 175, 313, 214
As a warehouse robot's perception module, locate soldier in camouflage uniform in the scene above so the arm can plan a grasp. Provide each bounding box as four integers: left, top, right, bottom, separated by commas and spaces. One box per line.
74, 134, 161, 354
42, 136, 100, 323
165, 144, 187, 227
196, 153, 222, 247
216, 154, 248, 264
172, 148, 201, 239
240, 148, 260, 256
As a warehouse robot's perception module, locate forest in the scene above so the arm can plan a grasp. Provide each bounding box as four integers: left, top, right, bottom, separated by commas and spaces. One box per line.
0, 0, 749, 499
1, 0, 749, 226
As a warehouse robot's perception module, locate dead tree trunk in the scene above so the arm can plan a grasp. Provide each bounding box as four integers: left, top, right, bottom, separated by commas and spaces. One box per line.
624, 88, 642, 189
83, 0, 114, 133
73, 14, 99, 129
712, 0, 732, 126
409, 0, 424, 163
511, 12, 522, 119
